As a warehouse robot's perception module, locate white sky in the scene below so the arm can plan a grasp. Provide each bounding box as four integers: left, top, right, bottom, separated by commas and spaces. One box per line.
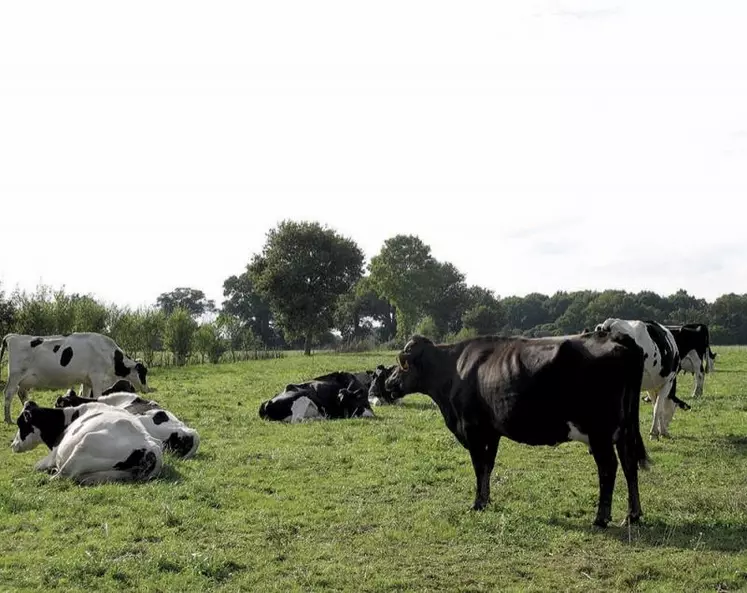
1, 0, 746, 309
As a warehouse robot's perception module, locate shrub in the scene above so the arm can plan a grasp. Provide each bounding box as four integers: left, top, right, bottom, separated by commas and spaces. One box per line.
164, 308, 198, 366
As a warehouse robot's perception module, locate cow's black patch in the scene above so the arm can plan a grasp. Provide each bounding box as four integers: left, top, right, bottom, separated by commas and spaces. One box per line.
30, 338, 43, 348
70, 410, 80, 423
114, 349, 130, 378
53, 345, 60, 353
645, 321, 679, 377
60, 347, 74, 367
114, 448, 147, 470
113, 448, 160, 478
652, 359, 657, 367
152, 411, 169, 425
165, 433, 195, 457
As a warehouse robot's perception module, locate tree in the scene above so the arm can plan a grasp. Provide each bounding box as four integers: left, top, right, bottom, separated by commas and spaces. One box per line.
423, 261, 468, 336
462, 304, 503, 336
0, 283, 16, 339
368, 235, 436, 341
222, 272, 279, 346
156, 287, 216, 318
194, 323, 227, 364
164, 308, 198, 365
248, 220, 364, 355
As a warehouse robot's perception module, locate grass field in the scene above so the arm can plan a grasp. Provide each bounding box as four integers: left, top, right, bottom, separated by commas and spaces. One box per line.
1, 347, 746, 592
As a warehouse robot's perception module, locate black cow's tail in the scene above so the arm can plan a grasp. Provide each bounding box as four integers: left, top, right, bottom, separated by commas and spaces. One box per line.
620, 334, 651, 470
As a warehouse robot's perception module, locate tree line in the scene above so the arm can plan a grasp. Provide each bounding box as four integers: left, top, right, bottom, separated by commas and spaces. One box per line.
1, 220, 746, 366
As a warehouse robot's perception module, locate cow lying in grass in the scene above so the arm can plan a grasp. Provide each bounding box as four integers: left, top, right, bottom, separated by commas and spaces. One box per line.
11, 400, 163, 485
367, 365, 404, 406
259, 371, 374, 422
54, 386, 200, 459
384, 332, 649, 528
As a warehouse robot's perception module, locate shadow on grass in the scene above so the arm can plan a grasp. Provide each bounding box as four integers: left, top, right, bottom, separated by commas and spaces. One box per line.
549, 517, 747, 552
713, 434, 747, 455
153, 463, 184, 483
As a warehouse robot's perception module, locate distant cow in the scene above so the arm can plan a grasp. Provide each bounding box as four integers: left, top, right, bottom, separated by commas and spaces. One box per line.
383, 333, 649, 528
259, 371, 374, 422
1, 332, 149, 424
665, 323, 717, 397
367, 365, 404, 406
594, 319, 688, 439
11, 400, 163, 485
55, 387, 199, 458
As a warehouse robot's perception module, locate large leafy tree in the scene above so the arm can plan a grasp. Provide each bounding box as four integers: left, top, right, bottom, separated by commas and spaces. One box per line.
222, 272, 279, 346
156, 287, 216, 318
248, 220, 364, 355
335, 276, 397, 342
423, 261, 469, 336
368, 235, 436, 341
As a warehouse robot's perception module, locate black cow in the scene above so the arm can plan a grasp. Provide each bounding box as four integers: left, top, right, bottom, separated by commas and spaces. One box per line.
665, 323, 716, 397
384, 333, 649, 528
367, 365, 404, 405
259, 371, 374, 422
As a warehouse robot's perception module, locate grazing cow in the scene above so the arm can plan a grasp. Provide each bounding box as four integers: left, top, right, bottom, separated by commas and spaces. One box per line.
1, 332, 149, 424
665, 323, 717, 397
11, 400, 163, 485
594, 319, 687, 439
259, 371, 374, 422
367, 365, 404, 406
54, 388, 199, 459
383, 333, 649, 528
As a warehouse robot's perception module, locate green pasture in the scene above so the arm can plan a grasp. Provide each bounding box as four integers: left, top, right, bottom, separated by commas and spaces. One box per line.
1, 348, 746, 592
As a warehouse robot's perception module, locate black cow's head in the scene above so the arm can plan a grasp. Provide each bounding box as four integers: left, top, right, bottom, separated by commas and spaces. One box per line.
368, 364, 402, 404
54, 388, 86, 409
385, 335, 434, 396
102, 379, 137, 396
338, 388, 374, 418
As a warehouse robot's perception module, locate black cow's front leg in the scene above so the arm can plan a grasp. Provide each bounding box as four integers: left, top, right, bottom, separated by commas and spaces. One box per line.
590, 437, 618, 528
468, 436, 500, 511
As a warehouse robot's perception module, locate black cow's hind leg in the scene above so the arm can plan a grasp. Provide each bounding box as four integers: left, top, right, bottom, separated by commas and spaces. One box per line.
615, 437, 642, 525
590, 437, 618, 528
468, 435, 500, 511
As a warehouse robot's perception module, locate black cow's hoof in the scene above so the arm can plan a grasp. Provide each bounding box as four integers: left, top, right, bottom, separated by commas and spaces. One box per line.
593, 518, 609, 529
620, 513, 641, 527
471, 500, 489, 511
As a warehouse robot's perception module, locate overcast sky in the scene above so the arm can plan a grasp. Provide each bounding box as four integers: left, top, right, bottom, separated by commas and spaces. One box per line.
1, 0, 745, 309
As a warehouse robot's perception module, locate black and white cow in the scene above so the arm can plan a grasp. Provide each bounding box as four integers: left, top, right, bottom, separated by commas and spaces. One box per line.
11, 400, 163, 485
1, 332, 149, 424
259, 371, 374, 422
383, 333, 649, 527
54, 388, 199, 459
367, 364, 404, 406
594, 319, 688, 439
665, 323, 717, 397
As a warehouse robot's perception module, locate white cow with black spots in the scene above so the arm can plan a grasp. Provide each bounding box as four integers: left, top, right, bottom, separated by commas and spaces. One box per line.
10, 400, 163, 485
0, 332, 149, 424
54, 386, 200, 459
594, 318, 684, 439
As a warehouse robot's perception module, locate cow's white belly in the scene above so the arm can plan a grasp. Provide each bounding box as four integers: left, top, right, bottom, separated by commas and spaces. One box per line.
287, 396, 323, 423
567, 422, 590, 445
